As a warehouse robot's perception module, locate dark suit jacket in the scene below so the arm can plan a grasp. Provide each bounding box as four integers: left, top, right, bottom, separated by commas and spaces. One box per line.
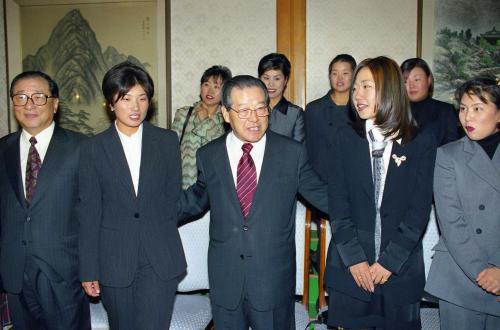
411, 97, 459, 147
325, 125, 436, 306
180, 131, 327, 310
425, 137, 500, 316
78, 122, 186, 287
0, 126, 86, 293
305, 91, 349, 181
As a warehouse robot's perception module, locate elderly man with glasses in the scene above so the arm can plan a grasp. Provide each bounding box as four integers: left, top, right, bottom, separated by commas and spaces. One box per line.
0, 71, 90, 329
179, 75, 327, 330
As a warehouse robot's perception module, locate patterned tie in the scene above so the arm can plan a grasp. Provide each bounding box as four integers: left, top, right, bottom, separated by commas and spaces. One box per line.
369, 129, 387, 260
25, 136, 42, 204
236, 143, 257, 218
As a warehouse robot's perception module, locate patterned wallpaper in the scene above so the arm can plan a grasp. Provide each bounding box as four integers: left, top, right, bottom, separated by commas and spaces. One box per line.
306, 0, 418, 103
170, 0, 276, 120
0, 2, 9, 137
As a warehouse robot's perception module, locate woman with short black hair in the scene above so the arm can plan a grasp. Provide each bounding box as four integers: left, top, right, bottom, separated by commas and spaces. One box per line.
258, 53, 304, 142
426, 76, 500, 330
79, 61, 186, 330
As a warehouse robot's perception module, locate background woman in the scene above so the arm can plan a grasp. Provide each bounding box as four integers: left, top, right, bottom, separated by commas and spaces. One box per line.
425, 76, 500, 330
401, 57, 459, 146
326, 56, 436, 329
172, 65, 232, 188
79, 62, 186, 329
258, 53, 304, 142
305, 53, 357, 181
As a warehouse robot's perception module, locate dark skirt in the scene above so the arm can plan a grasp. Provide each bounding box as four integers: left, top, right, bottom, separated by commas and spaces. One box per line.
327, 287, 421, 330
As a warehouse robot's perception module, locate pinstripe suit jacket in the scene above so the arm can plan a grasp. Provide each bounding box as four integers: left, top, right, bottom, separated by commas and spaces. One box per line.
78, 122, 186, 287
0, 126, 86, 293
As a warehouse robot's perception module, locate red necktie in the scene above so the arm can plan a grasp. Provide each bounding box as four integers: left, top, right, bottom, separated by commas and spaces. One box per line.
25, 136, 42, 204
237, 143, 257, 218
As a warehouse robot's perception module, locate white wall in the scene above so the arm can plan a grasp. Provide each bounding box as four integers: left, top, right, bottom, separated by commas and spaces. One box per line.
170, 0, 276, 117
306, 0, 418, 102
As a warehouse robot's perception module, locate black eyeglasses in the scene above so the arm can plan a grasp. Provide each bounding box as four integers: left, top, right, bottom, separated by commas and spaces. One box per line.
228, 105, 269, 119
11, 93, 56, 106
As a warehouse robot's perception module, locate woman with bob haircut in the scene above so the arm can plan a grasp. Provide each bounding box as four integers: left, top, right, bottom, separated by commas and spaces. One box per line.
325, 56, 437, 329
78, 61, 186, 329
400, 57, 459, 146
426, 76, 500, 330
258, 53, 305, 142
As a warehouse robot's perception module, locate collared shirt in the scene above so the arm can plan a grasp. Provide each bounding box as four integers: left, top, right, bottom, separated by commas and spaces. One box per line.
116, 122, 143, 196
20, 121, 55, 197
272, 96, 289, 115
226, 131, 266, 186
365, 119, 393, 208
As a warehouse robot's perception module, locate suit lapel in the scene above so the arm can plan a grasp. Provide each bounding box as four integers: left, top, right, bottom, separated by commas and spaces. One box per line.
137, 123, 159, 198
357, 137, 375, 201
381, 141, 409, 209
101, 125, 136, 198
465, 139, 500, 193
29, 127, 68, 208
247, 133, 283, 220
4, 132, 26, 208
212, 138, 244, 222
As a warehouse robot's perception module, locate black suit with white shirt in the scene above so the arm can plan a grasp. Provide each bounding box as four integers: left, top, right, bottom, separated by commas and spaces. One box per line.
325, 123, 436, 329
0, 125, 90, 330
78, 122, 186, 329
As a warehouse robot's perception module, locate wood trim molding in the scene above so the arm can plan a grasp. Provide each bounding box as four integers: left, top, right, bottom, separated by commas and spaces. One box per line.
276, 0, 306, 109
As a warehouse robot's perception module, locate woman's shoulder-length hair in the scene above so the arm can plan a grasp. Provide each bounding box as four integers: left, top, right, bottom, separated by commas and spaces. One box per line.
349, 56, 418, 144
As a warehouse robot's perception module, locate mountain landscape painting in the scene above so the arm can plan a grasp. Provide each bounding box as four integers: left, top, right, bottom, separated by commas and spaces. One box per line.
431, 0, 499, 103
20, 3, 157, 135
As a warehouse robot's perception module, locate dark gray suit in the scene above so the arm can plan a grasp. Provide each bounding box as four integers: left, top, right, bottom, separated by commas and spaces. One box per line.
268, 97, 305, 142
0, 126, 90, 329
180, 131, 327, 329
425, 137, 500, 328
78, 122, 186, 329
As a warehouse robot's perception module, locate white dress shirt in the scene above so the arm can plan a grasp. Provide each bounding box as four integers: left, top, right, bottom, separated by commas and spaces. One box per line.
20, 121, 55, 197
226, 132, 266, 186
365, 119, 393, 208
116, 123, 143, 196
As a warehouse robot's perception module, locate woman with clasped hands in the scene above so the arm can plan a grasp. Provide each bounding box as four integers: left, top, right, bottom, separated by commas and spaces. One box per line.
325, 56, 437, 329
425, 76, 500, 330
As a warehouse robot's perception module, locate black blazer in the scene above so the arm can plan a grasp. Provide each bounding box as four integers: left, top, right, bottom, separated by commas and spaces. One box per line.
305, 91, 349, 181
78, 122, 186, 287
0, 126, 86, 293
325, 125, 436, 306
411, 97, 459, 147
180, 131, 327, 310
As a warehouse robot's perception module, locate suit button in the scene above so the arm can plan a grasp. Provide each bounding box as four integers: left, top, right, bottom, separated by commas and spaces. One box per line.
134, 213, 140, 219
26, 216, 31, 222
328, 122, 333, 126
478, 204, 485, 210
21, 240, 27, 246
243, 225, 249, 231
476, 228, 482, 234
240, 254, 244, 260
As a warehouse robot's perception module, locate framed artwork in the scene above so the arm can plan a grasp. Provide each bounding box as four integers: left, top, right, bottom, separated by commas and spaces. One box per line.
5, 0, 170, 135
419, 0, 499, 102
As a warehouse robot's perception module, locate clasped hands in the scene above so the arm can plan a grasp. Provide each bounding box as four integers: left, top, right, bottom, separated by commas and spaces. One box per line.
349, 261, 392, 293
476, 267, 500, 302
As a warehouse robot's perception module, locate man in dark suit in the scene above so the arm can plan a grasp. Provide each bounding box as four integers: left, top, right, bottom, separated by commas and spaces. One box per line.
180, 75, 327, 330
0, 71, 90, 329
